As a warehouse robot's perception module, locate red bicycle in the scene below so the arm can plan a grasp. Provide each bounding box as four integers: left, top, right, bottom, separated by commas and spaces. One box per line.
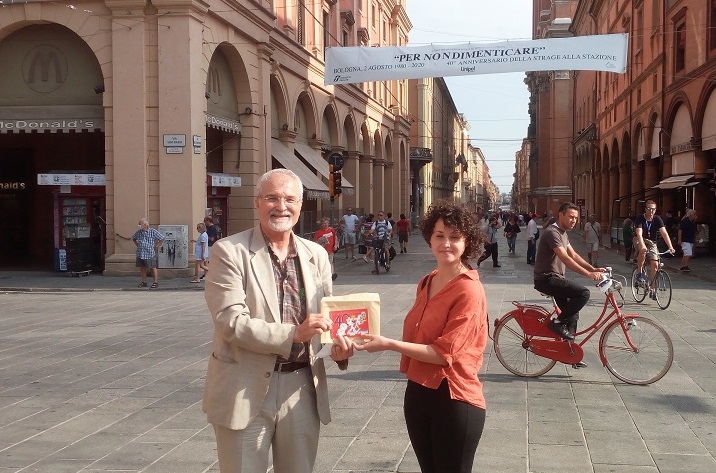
493, 268, 674, 385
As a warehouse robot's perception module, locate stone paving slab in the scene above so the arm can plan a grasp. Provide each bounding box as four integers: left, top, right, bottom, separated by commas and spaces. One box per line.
1, 228, 715, 472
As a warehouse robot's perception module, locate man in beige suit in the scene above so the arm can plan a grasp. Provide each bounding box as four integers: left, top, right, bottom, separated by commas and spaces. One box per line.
203, 169, 353, 473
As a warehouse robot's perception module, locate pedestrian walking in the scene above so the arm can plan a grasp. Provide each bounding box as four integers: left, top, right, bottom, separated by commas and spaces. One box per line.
678, 209, 697, 272
526, 215, 538, 264
396, 213, 411, 253
341, 207, 360, 260
314, 217, 339, 280
503, 215, 521, 254
477, 216, 501, 267
190, 222, 209, 283
202, 169, 352, 473
354, 200, 488, 473
583, 214, 602, 267
361, 214, 375, 263
131, 218, 165, 288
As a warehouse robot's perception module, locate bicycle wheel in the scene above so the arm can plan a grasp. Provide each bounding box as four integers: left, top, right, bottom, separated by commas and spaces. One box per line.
600, 316, 673, 385
493, 314, 556, 377
654, 270, 672, 310
631, 268, 647, 303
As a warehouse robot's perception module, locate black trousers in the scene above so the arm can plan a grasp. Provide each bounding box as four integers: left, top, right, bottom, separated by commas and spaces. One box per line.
404, 379, 486, 473
533, 276, 590, 333
478, 242, 498, 266
527, 239, 536, 263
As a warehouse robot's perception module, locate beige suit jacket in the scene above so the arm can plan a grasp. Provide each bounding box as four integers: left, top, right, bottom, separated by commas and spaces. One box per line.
202, 225, 333, 430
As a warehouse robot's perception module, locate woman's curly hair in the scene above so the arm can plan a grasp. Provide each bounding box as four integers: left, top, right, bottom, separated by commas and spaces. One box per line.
420, 200, 485, 264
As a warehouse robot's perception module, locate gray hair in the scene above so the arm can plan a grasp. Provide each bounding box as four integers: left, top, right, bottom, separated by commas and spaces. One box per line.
685, 209, 696, 217
256, 169, 304, 197
138, 217, 149, 226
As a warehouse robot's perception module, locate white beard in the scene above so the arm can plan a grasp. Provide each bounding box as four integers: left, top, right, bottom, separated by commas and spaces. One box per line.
267, 214, 295, 232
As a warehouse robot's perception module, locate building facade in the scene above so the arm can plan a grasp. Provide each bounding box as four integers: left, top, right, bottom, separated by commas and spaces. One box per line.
408, 77, 493, 216
526, 0, 716, 254
0, 0, 413, 273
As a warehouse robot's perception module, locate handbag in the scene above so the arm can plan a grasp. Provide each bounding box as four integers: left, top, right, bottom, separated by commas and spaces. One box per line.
358, 244, 367, 255
534, 229, 540, 241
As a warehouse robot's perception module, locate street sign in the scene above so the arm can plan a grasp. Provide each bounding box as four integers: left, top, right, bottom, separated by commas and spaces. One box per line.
328, 152, 344, 171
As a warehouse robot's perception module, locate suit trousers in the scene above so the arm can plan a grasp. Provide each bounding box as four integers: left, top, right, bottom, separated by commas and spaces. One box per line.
213, 367, 319, 473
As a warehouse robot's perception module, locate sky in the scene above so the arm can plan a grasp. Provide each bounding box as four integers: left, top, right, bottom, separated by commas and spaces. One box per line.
405, 0, 534, 197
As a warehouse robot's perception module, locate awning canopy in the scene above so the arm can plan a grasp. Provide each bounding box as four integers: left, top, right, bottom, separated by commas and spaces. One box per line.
653, 174, 695, 190
293, 142, 355, 195
0, 105, 104, 133
205, 113, 241, 134
271, 139, 329, 200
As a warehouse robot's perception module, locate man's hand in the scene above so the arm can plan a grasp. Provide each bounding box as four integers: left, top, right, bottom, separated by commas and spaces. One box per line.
330, 335, 354, 361
586, 270, 604, 281
294, 313, 331, 343
668, 247, 676, 255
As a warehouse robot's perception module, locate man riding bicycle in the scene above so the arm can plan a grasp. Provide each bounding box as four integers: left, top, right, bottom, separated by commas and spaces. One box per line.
633, 200, 676, 299
370, 211, 392, 274
533, 202, 605, 368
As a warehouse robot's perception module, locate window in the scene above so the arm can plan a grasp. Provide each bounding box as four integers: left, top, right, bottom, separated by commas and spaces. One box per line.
652, 0, 660, 34
343, 29, 349, 47
371, 4, 376, 29
710, 0, 716, 51
636, 7, 643, 52
382, 19, 387, 42
674, 21, 686, 72
323, 10, 330, 49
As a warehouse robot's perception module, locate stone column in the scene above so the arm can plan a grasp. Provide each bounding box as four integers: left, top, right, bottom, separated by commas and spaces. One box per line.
359, 154, 373, 214
619, 161, 631, 217
343, 150, 360, 210
104, 3, 151, 274
155, 5, 210, 242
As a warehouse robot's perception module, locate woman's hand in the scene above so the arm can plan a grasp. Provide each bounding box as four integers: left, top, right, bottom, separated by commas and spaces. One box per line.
354, 333, 392, 353
330, 335, 354, 361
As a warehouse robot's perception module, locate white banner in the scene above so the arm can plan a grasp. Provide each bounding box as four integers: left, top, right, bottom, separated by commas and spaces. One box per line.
325, 34, 628, 85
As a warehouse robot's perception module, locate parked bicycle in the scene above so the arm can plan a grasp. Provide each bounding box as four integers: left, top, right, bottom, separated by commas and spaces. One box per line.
493, 267, 673, 385
631, 250, 672, 310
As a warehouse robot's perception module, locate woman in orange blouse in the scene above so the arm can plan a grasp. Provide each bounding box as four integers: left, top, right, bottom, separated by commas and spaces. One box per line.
355, 200, 488, 473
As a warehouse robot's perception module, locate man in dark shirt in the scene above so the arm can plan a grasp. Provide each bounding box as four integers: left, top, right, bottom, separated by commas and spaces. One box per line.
633, 200, 675, 298
533, 202, 604, 368
677, 209, 697, 272
204, 216, 219, 248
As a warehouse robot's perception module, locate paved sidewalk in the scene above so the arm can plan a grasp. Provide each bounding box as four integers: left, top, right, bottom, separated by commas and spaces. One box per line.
1, 228, 715, 472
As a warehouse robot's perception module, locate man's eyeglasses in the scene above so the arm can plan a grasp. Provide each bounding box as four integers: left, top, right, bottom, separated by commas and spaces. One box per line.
646, 207, 657, 211
259, 195, 301, 205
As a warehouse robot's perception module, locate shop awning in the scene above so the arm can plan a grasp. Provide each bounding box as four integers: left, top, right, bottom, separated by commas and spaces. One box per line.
205, 113, 241, 134
0, 105, 104, 133
271, 139, 329, 200
207, 173, 241, 187
293, 142, 355, 195
653, 174, 695, 190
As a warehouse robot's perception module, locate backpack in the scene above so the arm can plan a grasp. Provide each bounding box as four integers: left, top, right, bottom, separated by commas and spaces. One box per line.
375, 221, 389, 240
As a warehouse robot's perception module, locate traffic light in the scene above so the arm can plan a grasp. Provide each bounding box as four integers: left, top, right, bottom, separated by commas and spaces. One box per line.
331, 170, 342, 196
329, 163, 335, 196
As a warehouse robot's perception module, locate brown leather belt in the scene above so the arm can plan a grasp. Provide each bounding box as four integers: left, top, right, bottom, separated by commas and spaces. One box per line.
274, 361, 309, 373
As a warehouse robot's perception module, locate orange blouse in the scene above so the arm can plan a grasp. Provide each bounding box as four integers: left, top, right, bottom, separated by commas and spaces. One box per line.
400, 269, 488, 409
